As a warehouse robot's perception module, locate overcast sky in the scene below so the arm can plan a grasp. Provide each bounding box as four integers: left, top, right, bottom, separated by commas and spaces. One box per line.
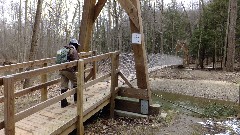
0, 0, 201, 24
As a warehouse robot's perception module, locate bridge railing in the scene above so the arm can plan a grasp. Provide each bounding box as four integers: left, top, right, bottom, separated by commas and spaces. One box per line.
0, 51, 96, 101
1, 51, 119, 135
0, 51, 96, 132
0, 51, 95, 76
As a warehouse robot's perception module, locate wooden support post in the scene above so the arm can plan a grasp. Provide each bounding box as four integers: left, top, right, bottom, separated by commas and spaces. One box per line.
117, 0, 140, 29
4, 75, 15, 135
41, 63, 48, 101
79, 0, 96, 52
92, 50, 97, 80
129, 0, 151, 103
77, 60, 84, 135
110, 52, 119, 118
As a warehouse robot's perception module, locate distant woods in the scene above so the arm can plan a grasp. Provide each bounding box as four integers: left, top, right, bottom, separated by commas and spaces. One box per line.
0, 0, 239, 71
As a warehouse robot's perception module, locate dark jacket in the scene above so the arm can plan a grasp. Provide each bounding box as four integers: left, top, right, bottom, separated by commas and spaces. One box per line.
63, 45, 79, 72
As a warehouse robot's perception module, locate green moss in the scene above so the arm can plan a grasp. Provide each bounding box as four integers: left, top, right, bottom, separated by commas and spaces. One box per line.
203, 102, 237, 118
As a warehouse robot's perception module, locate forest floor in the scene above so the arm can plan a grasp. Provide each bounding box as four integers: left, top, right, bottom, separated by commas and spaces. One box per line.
84, 67, 240, 135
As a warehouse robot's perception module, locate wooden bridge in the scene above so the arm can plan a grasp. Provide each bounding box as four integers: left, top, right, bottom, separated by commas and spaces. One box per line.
0, 51, 157, 135
0, 0, 164, 134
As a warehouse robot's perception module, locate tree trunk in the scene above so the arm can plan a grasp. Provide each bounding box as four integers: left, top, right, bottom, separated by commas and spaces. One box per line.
196, 0, 204, 69
118, 6, 123, 52
23, 0, 43, 88
224, 0, 237, 72
18, 0, 23, 62
24, 0, 28, 61
107, 1, 112, 51
160, 0, 164, 54
152, 2, 156, 53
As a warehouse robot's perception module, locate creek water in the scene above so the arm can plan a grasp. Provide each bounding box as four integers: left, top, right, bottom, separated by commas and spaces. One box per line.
152, 91, 240, 134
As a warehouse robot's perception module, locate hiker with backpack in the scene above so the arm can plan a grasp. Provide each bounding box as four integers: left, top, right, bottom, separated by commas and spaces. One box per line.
56, 38, 80, 108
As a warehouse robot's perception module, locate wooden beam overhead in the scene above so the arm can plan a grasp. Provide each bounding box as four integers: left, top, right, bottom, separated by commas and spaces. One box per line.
117, 0, 140, 30
93, 0, 107, 22
79, 0, 96, 52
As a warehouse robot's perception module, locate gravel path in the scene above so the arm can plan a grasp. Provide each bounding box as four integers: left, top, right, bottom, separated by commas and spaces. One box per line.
158, 114, 202, 135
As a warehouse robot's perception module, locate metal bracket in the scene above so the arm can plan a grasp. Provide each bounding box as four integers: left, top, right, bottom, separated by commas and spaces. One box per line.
140, 100, 148, 114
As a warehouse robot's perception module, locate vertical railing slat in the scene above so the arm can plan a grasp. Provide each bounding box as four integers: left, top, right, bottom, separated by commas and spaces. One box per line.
92, 50, 97, 80
110, 52, 119, 118
41, 63, 48, 101
4, 75, 15, 135
77, 59, 84, 135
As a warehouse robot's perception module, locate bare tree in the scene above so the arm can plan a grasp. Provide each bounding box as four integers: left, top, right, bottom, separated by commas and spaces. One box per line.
24, 0, 43, 88
28, 0, 43, 61
23, 0, 29, 61
159, 0, 164, 54
223, 0, 237, 71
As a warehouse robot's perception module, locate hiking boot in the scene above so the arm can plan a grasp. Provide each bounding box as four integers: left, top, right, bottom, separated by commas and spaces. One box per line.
61, 99, 70, 108
61, 89, 69, 108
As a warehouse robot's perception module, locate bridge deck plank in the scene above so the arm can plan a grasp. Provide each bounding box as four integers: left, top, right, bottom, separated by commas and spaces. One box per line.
0, 82, 110, 135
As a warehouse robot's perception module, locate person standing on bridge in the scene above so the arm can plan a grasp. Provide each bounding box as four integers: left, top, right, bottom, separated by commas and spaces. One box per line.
59, 38, 80, 108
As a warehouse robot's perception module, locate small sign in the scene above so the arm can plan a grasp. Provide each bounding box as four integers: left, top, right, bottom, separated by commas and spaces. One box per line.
132, 33, 141, 44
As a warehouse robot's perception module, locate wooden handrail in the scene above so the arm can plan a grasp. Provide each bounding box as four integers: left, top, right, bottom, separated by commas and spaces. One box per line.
13, 61, 77, 82
9, 53, 110, 82
0, 58, 54, 73
0, 52, 93, 74
83, 53, 111, 64
15, 78, 61, 99
79, 51, 93, 57
0, 78, 61, 103
84, 73, 111, 88
0, 65, 93, 103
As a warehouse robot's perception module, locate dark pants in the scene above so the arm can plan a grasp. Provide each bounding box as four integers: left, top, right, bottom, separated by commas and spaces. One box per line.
60, 71, 77, 107
60, 70, 77, 89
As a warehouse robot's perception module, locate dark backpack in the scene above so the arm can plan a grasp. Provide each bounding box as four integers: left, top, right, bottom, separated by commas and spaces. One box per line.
56, 47, 69, 64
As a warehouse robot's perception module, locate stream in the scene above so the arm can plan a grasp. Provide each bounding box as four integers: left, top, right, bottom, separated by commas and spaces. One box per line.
152, 91, 240, 135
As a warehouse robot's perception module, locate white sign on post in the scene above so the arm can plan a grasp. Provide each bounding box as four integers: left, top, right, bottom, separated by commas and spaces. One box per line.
132, 33, 141, 44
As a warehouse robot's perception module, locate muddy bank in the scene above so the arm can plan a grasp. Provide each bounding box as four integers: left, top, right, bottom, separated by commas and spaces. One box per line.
150, 78, 239, 102
149, 68, 240, 103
